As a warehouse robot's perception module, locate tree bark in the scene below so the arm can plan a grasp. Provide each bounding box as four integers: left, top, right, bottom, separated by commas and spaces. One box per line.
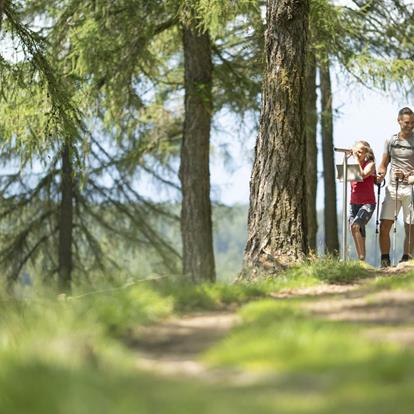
320, 59, 339, 255
58, 141, 74, 293
305, 50, 318, 253
244, 0, 309, 271
179, 23, 216, 283
0, 0, 4, 30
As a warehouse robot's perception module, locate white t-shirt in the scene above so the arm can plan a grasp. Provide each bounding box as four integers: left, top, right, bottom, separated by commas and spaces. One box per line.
384, 132, 414, 186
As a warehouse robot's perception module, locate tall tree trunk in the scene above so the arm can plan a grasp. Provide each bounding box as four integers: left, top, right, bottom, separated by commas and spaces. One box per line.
305, 50, 318, 253
0, 0, 4, 30
179, 23, 216, 283
244, 0, 309, 272
320, 59, 339, 255
58, 141, 73, 293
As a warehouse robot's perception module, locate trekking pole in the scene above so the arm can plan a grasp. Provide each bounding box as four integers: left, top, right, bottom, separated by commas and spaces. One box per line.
375, 179, 386, 266
408, 175, 414, 258
342, 153, 348, 261
409, 185, 413, 259
393, 178, 400, 266
334, 147, 352, 261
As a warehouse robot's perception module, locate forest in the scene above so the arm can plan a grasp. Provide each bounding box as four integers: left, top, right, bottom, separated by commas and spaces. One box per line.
1, 1, 414, 412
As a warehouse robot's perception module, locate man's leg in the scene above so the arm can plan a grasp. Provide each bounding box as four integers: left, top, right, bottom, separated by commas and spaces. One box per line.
379, 219, 393, 266
401, 191, 413, 261
402, 223, 414, 258
379, 219, 393, 254
380, 187, 402, 266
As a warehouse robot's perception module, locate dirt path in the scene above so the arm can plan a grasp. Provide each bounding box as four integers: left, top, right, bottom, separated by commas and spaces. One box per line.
274, 262, 414, 345
129, 263, 414, 381
128, 312, 273, 384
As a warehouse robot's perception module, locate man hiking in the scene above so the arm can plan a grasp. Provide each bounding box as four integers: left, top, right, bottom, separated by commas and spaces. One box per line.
377, 107, 414, 267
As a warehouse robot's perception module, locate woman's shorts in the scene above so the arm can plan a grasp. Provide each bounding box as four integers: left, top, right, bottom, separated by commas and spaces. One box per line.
349, 203, 376, 237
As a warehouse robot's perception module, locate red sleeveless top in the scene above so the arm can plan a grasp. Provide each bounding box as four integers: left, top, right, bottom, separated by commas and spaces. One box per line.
350, 161, 376, 205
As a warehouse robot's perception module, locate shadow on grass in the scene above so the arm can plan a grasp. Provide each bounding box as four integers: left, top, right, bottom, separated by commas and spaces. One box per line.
2, 353, 414, 414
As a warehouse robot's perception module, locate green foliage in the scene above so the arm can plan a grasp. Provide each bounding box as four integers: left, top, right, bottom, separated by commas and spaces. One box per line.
342, 1, 414, 93
309, 0, 414, 95
0, 1, 82, 156
346, 55, 414, 93
179, 0, 258, 37
310, 0, 347, 59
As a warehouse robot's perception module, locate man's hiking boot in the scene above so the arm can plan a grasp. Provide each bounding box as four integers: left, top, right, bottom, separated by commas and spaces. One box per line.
380, 255, 391, 268
399, 254, 412, 263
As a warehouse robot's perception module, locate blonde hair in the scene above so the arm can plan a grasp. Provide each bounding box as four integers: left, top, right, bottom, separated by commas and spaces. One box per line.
355, 140, 375, 162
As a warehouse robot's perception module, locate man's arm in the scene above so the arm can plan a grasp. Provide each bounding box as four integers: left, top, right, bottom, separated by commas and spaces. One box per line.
377, 152, 390, 183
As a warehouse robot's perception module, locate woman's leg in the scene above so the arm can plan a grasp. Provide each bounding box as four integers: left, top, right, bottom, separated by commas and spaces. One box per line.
351, 223, 365, 260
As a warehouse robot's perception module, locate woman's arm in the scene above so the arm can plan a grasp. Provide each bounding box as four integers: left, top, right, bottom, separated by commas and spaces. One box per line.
359, 160, 375, 178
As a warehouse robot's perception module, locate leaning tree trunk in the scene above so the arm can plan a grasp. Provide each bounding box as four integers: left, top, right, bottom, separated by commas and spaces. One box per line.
179, 23, 216, 283
244, 0, 309, 272
58, 140, 74, 293
305, 50, 318, 253
320, 59, 339, 255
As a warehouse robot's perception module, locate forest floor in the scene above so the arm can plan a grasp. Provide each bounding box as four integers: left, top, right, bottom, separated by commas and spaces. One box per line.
4, 260, 414, 414
128, 261, 414, 384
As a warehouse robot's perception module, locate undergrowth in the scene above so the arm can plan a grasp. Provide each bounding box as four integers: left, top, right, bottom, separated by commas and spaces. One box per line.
0, 258, 390, 413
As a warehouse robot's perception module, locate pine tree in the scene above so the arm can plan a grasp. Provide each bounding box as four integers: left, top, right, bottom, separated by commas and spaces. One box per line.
0, 1, 181, 290
304, 49, 318, 252
244, 0, 310, 273
20, 0, 263, 284
320, 57, 339, 255
180, 10, 215, 282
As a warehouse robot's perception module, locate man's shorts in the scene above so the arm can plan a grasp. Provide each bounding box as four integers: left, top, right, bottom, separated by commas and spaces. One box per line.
349, 203, 376, 237
380, 185, 414, 224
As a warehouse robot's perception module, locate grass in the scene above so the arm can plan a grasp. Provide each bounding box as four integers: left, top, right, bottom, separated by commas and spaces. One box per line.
280, 257, 373, 284
202, 298, 414, 413
371, 268, 414, 290
0, 258, 405, 413
151, 257, 373, 313
203, 300, 396, 371
0, 283, 297, 414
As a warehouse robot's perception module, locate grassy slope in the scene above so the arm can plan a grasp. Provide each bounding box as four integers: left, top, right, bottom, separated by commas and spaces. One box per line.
204, 266, 414, 413
2, 260, 414, 413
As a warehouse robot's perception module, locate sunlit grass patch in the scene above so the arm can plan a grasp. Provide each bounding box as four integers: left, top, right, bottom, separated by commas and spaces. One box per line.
261, 270, 321, 291
280, 257, 373, 285
370, 269, 414, 290
153, 279, 271, 312
154, 274, 326, 313
203, 299, 401, 373
151, 258, 375, 313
